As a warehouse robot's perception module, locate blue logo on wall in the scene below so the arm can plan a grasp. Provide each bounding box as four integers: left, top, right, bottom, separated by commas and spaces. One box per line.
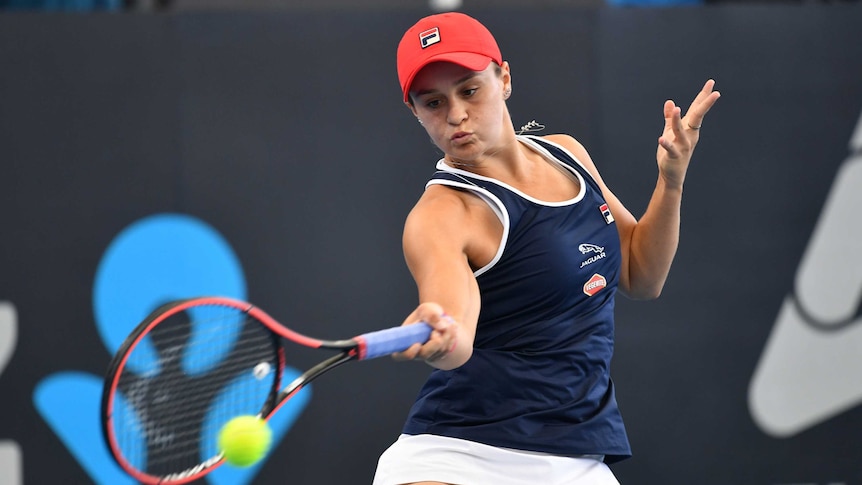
33, 213, 310, 484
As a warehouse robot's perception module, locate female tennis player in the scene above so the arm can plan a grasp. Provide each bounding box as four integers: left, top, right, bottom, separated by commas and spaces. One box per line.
373, 12, 720, 485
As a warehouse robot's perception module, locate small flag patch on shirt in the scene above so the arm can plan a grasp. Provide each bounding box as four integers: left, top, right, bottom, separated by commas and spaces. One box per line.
599, 203, 614, 224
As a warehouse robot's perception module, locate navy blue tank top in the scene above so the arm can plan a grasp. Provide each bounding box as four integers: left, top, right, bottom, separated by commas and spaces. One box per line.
402, 135, 631, 462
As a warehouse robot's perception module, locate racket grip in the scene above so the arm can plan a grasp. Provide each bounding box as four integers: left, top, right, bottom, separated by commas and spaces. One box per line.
357, 323, 433, 360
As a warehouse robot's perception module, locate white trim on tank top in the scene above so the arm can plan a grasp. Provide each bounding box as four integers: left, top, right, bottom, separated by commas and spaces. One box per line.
425, 136, 591, 277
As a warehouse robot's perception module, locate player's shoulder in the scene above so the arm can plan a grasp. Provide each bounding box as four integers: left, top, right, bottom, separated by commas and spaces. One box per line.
407, 184, 472, 229
530, 133, 609, 189
537, 133, 599, 169
535, 133, 588, 156
403, 184, 481, 258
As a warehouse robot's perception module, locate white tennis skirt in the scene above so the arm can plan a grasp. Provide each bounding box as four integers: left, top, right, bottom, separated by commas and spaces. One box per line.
372, 434, 620, 485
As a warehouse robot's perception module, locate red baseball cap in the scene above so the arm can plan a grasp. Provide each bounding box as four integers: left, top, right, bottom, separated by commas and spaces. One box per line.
397, 12, 503, 103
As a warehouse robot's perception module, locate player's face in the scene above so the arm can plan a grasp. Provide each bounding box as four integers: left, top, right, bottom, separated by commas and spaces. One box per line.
408, 61, 511, 164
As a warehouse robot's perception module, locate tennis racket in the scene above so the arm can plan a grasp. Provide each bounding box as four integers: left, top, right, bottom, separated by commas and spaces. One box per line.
100, 296, 432, 484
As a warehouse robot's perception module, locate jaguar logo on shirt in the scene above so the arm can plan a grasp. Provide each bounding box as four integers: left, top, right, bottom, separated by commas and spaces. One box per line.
578, 243, 604, 254
579, 243, 607, 268
583, 273, 607, 296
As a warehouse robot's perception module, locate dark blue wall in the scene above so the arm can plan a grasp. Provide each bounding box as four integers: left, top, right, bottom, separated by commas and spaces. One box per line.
1, 5, 861, 484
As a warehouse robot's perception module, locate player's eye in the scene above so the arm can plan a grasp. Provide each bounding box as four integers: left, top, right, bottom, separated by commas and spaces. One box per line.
425, 98, 442, 109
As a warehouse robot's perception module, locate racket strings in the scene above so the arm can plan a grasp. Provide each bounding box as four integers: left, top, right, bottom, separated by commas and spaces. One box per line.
111, 304, 281, 478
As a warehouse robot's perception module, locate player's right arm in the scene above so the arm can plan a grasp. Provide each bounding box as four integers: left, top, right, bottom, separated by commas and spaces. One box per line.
393, 185, 482, 370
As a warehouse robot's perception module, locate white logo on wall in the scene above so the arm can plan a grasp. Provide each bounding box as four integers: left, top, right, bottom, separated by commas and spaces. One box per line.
0, 302, 22, 485
749, 110, 862, 437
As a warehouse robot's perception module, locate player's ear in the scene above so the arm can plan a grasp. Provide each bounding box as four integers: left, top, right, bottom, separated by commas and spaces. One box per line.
406, 99, 422, 124
500, 61, 512, 100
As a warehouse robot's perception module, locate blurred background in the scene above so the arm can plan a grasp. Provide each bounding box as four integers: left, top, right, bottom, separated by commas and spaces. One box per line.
1, 0, 859, 11
1, 0, 861, 484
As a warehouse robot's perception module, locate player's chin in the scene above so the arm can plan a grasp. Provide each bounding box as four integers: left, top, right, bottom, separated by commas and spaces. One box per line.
444, 143, 482, 162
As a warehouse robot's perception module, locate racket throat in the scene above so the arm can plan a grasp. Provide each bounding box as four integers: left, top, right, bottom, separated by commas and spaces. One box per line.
270, 352, 354, 414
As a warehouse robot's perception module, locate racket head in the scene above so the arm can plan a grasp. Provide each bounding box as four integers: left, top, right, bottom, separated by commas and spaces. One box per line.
101, 297, 286, 484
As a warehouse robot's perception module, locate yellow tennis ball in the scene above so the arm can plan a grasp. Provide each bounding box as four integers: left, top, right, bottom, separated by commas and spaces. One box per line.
218, 415, 272, 467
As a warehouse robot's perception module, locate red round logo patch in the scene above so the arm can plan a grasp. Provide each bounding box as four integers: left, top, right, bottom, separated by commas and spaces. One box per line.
583, 273, 607, 296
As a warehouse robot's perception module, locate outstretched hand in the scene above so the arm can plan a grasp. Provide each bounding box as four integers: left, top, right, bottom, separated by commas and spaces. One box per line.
656, 79, 721, 188
391, 302, 458, 366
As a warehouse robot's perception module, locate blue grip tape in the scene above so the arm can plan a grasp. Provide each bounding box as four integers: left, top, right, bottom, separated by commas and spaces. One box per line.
359, 323, 433, 360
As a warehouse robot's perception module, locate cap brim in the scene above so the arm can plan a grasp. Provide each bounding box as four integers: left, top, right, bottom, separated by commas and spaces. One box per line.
402, 52, 494, 103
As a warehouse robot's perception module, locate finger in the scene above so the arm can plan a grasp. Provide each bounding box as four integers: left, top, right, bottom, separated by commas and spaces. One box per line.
416, 330, 450, 360
423, 346, 452, 363
670, 105, 685, 139
686, 91, 720, 128
685, 80, 721, 129
662, 100, 677, 132
658, 135, 679, 158
421, 334, 457, 363
659, 102, 682, 156
432, 314, 455, 331
663, 102, 687, 148
392, 342, 423, 361
413, 302, 446, 326
663, 99, 677, 118
688, 79, 715, 107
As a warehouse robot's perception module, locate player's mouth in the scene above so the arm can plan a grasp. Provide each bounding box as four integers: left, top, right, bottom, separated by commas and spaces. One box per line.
451, 131, 472, 144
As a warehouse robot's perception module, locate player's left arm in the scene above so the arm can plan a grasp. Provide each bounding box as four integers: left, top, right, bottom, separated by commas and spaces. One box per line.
549, 79, 720, 300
